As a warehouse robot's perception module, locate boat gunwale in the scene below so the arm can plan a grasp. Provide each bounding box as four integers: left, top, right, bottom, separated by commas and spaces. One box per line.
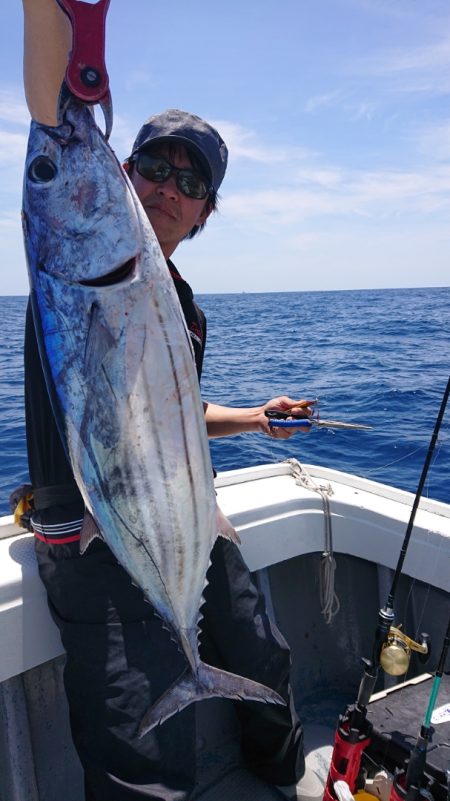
214, 462, 450, 518
1, 461, 449, 543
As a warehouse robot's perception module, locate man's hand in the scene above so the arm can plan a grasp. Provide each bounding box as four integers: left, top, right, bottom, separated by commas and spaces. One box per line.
259, 396, 316, 439
204, 397, 315, 439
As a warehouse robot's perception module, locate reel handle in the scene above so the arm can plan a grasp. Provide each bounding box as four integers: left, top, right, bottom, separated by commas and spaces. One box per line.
417, 633, 431, 664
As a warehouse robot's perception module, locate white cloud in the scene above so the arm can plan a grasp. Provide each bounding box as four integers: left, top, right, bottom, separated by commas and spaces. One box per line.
350, 102, 375, 121
355, 33, 450, 96
305, 89, 376, 123
375, 37, 450, 75
295, 167, 344, 188
411, 119, 450, 161
222, 161, 450, 229
0, 90, 30, 127
305, 90, 344, 114
210, 119, 312, 163
0, 131, 28, 166
207, 114, 450, 236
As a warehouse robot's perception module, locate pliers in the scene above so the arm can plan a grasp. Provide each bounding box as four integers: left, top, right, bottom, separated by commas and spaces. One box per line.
56, 0, 113, 139
265, 409, 373, 431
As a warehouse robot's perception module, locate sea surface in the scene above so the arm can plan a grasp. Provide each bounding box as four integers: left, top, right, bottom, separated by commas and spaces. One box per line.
0, 287, 449, 517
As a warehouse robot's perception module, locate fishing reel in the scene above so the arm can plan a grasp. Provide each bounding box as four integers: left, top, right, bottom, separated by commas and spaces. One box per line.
380, 626, 430, 677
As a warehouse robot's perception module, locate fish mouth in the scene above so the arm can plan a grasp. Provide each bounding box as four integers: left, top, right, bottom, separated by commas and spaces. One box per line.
79, 257, 137, 287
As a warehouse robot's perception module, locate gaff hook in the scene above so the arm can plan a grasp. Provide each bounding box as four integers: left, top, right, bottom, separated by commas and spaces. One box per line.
56, 0, 113, 139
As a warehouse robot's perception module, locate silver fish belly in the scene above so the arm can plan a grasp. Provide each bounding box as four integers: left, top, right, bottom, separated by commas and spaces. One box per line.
22, 99, 284, 732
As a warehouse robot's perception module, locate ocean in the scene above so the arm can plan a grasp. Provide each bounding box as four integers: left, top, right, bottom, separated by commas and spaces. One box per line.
0, 287, 449, 518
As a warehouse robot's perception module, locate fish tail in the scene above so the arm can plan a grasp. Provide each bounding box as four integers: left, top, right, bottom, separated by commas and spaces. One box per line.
138, 661, 285, 736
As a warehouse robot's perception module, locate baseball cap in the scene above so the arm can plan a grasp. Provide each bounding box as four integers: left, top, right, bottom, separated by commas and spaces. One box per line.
129, 109, 228, 193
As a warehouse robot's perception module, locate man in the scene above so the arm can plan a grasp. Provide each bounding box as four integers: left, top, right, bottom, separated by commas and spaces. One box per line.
22, 2, 324, 799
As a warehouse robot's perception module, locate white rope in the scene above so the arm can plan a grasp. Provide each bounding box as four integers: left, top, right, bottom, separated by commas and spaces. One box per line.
285, 458, 340, 624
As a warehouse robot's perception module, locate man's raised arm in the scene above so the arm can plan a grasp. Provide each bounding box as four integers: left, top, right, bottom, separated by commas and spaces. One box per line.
23, 0, 72, 125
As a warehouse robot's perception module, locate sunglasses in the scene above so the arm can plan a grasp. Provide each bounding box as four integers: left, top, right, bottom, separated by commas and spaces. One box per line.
132, 152, 211, 200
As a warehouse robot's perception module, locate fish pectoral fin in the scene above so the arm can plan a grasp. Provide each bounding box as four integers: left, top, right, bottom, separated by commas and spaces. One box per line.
216, 502, 241, 545
79, 509, 104, 554
138, 661, 285, 736
83, 303, 116, 380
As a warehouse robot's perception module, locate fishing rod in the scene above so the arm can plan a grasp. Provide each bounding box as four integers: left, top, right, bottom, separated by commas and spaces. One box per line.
390, 613, 450, 801
324, 375, 450, 801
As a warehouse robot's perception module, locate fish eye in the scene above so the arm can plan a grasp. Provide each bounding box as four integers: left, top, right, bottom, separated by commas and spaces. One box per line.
28, 156, 57, 183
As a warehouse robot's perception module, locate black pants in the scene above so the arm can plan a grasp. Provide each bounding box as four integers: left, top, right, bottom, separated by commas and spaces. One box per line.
35, 530, 304, 800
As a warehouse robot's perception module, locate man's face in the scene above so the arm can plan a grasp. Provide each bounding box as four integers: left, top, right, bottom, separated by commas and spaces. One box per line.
128, 143, 212, 260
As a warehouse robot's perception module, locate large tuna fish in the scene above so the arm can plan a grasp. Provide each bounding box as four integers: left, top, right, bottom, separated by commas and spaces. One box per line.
22, 99, 284, 733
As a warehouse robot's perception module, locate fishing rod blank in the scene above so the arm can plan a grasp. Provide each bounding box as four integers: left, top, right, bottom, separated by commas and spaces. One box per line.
359, 375, 450, 708
323, 377, 450, 801
386, 375, 450, 614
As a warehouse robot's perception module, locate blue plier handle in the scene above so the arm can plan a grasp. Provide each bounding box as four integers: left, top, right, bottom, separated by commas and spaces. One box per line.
265, 410, 372, 431
265, 410, 312, 428
56, 0, 113, 139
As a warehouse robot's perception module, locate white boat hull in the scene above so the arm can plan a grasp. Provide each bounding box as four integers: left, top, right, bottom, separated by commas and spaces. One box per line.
0, 461, 449, 800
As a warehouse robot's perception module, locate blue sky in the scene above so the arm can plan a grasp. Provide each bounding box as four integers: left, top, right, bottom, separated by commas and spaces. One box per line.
1, 0, 450, 294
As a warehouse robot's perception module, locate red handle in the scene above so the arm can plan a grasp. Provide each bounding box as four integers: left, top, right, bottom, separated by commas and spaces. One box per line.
323, 726, 372, 801
58, 0, 110, 103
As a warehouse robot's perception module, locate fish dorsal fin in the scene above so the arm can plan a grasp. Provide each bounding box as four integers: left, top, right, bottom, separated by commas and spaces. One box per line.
79, 509, 104, 554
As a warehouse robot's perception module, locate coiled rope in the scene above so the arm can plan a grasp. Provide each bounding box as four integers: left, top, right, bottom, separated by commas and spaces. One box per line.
285, 458, 340, 624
